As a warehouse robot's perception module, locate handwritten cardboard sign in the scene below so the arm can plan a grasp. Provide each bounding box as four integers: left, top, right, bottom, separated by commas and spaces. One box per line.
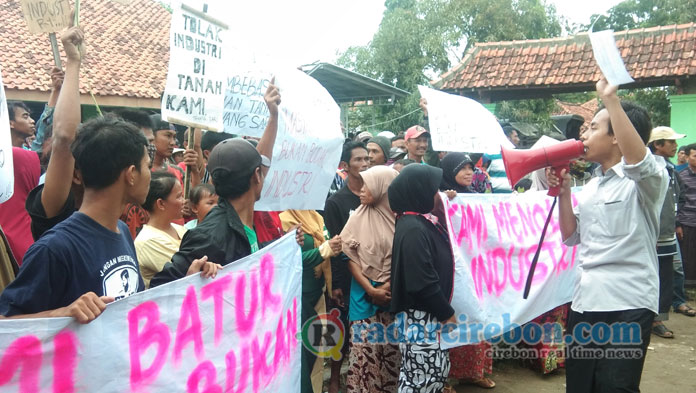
161, 4, 227, 130
223, 67, 343, 211
442, 191, 580, 349
0, 233, 302, 392
418, 85, 514, 154
0, 67, 14, 203
19, 0, 72, 34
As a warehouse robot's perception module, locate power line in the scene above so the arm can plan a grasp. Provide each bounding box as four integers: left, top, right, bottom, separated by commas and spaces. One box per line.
365, 108, 422, 130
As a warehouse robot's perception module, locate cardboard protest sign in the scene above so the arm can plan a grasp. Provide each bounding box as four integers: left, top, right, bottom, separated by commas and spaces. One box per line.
162, 4, 227, 130
223, 67, 343, 211
19, 0, 72, 34
589, 30, 634, 86
441, 191, 580, 349
0, 68, 14, 203
0, 233, 302, 392
418, 85, 513, 154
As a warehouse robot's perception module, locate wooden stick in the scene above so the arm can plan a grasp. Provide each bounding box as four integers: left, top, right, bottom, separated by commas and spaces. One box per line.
165, 116, 217, 132
73, 0, 84, 57
181, 3, 229, 29
49, 33, 62, 70
74, 0, 80, 26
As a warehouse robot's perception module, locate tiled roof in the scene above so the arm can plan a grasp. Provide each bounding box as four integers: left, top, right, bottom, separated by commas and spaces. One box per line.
434, 23, 696, 92
553, 99, 599, 124
0, 0, 169, 103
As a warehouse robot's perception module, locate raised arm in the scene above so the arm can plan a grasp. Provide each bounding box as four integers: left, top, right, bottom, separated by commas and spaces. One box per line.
42, 27, 83, 217
596, 78, 647, 165
32, 68, 64, 152
255, 77, 280, 160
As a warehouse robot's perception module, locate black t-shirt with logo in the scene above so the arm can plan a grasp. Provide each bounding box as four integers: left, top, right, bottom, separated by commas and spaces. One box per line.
0, 212, 144, 316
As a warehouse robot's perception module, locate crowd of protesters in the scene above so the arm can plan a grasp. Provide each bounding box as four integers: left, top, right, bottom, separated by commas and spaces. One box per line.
0, 24, 695, 393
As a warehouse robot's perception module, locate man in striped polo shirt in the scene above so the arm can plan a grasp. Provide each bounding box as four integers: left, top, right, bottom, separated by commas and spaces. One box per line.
677, 143, 696, 288
485, 124, 520, 193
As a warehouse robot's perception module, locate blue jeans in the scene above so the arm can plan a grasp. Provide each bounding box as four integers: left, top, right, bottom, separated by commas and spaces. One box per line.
672, 242, 688, 310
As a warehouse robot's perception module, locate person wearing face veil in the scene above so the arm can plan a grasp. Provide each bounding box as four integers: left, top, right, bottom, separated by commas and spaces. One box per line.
388, 164, 455, 393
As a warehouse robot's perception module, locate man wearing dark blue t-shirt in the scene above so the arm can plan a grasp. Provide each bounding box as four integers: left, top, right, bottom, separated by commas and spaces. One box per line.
0, 116, 156, 323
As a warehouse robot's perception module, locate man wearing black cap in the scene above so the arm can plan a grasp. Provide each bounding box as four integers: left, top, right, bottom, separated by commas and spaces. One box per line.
150, 80, 300, 287
200, 131, 235, 184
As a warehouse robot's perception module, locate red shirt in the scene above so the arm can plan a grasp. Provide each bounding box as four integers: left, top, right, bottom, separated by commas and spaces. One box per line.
0, 148, 40, 265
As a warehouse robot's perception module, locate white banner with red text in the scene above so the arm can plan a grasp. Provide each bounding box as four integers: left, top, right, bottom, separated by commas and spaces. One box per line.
0, 233, 302, 392
442, 190, 580, 349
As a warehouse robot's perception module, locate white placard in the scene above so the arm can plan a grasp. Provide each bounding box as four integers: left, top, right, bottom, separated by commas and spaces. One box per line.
0, 67, 14, 203
223, 67, 344, 211
161, 4, 227, 130
418, 85, 513, 153
589, 30, 634, 86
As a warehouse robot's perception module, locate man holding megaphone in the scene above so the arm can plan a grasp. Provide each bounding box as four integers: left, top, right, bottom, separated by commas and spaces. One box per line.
547, 78, 669, 393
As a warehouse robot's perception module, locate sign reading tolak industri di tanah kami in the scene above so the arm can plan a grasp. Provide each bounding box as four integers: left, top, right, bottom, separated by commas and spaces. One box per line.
161, 3, 228, 130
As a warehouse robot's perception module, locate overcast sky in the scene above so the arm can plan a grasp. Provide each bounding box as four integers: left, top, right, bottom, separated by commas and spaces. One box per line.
182, 0, 624, 69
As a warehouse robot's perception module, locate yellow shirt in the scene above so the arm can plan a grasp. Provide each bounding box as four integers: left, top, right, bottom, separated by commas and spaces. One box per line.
135, 224, 187, 288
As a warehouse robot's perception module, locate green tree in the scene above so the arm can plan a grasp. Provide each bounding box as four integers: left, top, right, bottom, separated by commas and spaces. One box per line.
336, 0, 562, 132
587, 0, 696, 31
619, 87, 673, 127
581, 0, 693, 126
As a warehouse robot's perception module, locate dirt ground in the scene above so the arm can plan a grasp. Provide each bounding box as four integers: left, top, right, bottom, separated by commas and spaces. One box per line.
453, 308, 696, 393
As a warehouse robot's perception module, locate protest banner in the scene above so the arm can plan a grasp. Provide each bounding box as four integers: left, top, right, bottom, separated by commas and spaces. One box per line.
0, 233, 302, 392
418, 85, 514, 154
19, 0, 71, 34
223, 69, 272, 137
223, 67, 343, 211
441, 190, 580, 349
0, 68, 14, 203
161, 3, 228, 131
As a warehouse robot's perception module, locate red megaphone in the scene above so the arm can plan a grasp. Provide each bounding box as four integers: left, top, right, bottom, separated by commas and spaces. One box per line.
501, 139, 586, 197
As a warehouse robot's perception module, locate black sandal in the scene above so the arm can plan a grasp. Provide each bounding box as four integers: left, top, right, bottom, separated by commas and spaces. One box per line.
652, 323, 674, 338
675, 304, 696, 317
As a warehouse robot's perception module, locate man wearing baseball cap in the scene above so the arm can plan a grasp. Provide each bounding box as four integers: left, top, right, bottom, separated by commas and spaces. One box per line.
355, 131, 373, 144
404, 125, 430, 163
150, 80, 301, 287
647, 126, 687, 337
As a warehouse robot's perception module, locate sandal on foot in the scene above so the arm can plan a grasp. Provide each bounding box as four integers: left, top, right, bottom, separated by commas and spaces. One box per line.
652, 323, 674, 338
676, 304, 696, 317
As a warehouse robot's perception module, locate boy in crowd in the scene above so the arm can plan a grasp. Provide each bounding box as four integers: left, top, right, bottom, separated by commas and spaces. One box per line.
0, 116, 152, 322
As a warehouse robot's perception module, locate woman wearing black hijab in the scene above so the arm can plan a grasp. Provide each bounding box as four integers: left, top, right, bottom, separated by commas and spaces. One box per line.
388, 164, 455, 392
440, 152, 492, 197
439, 152, 497, 389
